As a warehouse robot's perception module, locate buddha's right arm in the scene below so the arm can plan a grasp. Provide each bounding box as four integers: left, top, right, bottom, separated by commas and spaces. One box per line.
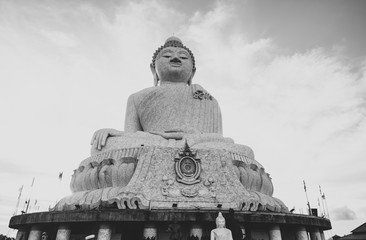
90, 128, 123, 150
90, 94, 142, 150
124, 94, 143, 132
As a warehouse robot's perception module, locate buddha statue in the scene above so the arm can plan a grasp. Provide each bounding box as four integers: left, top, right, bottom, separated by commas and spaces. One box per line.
54, 36, 288, 213
211, 212, 233, 240
91, 36, 223, 152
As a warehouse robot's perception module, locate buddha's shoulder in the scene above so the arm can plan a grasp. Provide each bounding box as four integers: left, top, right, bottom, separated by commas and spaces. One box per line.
128, 84, 218, 103
192, 84, 219, 102
191, 84, 212, 93
129, 84, 190, 98
127, 86, 157, 101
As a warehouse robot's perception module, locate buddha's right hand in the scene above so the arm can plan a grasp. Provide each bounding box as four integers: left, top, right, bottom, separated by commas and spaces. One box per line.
90, 128, 123, 150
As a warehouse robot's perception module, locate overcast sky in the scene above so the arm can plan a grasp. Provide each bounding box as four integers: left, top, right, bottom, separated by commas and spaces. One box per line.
1, 0, 365, 238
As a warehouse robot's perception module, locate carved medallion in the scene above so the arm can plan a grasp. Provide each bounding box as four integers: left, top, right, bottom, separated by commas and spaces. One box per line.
181, 187, 199, 197
175, 142, 201, 185
193, 90, 213, 100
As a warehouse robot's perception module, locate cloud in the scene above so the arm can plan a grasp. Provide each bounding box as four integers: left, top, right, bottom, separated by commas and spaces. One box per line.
358, 206, 366, 218
177, 1, 366, 223
0, 0, 366, 237
40, 30, 78, 47
332, 206, 357, 220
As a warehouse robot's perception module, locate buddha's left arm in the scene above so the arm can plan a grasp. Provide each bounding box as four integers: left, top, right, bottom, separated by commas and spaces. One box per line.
217, 104, 223, 135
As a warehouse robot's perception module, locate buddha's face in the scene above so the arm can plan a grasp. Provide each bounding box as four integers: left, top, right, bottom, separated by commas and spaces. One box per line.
155, 47, 194, 84
216, 218, 225, 228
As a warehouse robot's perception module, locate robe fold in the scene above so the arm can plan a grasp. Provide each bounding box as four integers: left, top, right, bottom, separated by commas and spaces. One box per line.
124, 83, 222, 134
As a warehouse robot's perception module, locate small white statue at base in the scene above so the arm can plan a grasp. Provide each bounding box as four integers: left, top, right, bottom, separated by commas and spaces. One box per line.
211, 212, 233, 240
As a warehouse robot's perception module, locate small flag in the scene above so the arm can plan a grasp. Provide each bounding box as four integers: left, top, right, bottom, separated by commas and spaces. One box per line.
59, 172, 63, 181
31, 177, 35, 187
17, 185, 23, 200
303, 180, 307, 191
319, 185, 323, 196
13, 185, 24, 215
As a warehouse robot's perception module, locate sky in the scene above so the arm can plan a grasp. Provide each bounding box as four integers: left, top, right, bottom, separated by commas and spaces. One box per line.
0, 0, 366, 238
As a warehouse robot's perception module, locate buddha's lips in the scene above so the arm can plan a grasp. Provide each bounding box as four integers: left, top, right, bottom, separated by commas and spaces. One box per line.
169, 62, 182, 67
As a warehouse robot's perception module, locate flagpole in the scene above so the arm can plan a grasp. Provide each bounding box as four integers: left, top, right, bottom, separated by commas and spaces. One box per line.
319, 185, 326, 217
13, 185, 23, 216
56, 171, 63, 204
303, 180, 312, 215
26, 177, 35, 213
320, 186, 333, 237
33, 199, 38, 212
59, 171, 63, 182
323, 192, 330, 219
21, 199, 27, 214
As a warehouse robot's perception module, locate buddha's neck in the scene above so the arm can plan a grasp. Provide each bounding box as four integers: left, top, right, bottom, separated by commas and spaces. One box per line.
160, 81, 187, 86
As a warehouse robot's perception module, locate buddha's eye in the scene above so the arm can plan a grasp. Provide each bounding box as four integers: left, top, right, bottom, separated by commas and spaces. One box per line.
180, 56, 188, 60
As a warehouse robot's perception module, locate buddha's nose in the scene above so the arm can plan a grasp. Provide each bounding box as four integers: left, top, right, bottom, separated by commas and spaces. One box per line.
170, 57, 181, 63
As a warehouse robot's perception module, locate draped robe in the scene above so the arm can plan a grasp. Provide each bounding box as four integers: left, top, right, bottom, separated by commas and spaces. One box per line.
124, 83, 222, 135
211, 229, 233, 240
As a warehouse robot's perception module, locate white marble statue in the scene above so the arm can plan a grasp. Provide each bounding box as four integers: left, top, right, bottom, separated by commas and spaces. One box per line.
90, 36, 222, 150
53, 36, 288, 213
211, 212, 233, 240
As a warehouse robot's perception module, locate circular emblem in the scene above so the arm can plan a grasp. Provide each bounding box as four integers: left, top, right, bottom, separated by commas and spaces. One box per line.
175, 144, 201, 185
181, 157, 196, 176
175, 156, 200, 184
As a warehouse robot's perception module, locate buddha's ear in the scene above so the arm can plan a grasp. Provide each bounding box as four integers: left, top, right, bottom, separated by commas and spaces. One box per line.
150, 64, 159, 86
187, 68, 196, 86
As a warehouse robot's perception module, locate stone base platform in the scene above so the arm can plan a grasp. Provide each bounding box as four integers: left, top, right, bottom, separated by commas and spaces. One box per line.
57, 142, 287, 213
9, 209, 331, 240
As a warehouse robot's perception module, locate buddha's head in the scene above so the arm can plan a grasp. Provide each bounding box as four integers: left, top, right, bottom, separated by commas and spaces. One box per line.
151, 36, 196, 86
216, 212, 226, 228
